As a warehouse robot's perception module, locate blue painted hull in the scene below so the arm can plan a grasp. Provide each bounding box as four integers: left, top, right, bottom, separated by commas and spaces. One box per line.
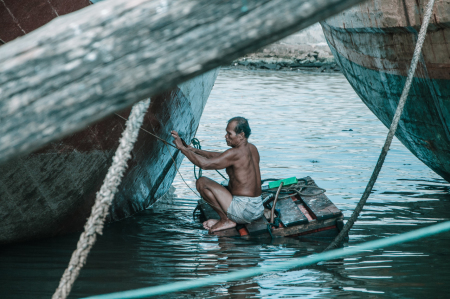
321, 0, 450, 182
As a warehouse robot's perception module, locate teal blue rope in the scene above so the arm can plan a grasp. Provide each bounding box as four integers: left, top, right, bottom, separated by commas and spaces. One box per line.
191, 138, 228, 181
267, 209, 281, 238
191, 138, 202, 180
83, 221, 450, 299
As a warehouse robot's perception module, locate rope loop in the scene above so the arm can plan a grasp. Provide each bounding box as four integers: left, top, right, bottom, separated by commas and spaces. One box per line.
191, 138, 203, 180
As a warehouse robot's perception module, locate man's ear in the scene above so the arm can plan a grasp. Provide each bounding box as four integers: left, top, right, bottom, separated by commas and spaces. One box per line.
238, 132, 245, 139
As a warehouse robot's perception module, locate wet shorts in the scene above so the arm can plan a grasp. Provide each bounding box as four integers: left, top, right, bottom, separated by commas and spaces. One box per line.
227, 195, 264, 224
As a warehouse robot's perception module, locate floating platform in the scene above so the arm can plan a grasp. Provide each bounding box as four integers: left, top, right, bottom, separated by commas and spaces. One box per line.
197, 176, 346, 239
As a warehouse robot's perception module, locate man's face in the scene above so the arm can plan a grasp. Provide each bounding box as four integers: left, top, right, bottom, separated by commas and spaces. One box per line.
225, 121, 242, 147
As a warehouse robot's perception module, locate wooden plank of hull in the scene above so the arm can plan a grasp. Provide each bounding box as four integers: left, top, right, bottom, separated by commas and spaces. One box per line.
0, 0, 91, 43
0, 0, 220, 245
321, 0, 450, 182
0, 69, 218, 244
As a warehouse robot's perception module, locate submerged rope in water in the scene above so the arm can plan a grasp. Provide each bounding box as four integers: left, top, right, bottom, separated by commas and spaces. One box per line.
325, 0, 437, 251
82, 221, 450, 299
52, 99, 151, 299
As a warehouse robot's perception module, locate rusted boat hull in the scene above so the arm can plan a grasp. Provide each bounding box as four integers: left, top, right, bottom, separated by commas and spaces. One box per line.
321, 0, 450, 181
0, 0, 219, 244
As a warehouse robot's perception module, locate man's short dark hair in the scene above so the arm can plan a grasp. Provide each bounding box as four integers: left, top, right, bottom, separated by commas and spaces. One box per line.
228, 116, 251, 139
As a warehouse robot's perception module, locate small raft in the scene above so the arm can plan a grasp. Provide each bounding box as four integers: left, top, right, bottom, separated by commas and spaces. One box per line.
197, 176, 346, 239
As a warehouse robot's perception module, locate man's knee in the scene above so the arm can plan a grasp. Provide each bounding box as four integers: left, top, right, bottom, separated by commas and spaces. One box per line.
196, 176, 210, 191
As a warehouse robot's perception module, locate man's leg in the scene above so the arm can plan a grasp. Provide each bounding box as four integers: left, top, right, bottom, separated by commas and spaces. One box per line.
196, 177, 236, 232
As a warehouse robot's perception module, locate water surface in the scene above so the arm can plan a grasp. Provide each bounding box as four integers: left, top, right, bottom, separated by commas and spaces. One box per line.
1, 69, 450, 298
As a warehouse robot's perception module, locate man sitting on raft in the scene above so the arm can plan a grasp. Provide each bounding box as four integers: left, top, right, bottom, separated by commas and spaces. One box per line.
171, 117, 264, 232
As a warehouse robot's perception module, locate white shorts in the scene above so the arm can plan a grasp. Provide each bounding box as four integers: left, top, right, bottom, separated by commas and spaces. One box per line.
227, 195, 264, 224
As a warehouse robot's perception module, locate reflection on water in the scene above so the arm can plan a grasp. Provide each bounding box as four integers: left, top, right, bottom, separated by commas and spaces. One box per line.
1, 69, 450, 298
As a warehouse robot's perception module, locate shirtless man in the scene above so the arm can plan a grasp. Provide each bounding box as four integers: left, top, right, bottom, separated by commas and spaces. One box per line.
171, 117, 263, 232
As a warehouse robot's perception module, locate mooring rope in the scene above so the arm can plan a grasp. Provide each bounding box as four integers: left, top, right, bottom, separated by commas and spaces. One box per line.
114, 116, 227, 197
52, 99, 151, 299
82, 220, 450, 299
114, 113, 177, 149
163, 141, 201, 197
325, 0, 436, 251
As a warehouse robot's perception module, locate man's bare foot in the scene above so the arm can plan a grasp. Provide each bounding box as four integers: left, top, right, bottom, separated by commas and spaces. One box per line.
209, 219, 236, 232
203, 219, 219, 230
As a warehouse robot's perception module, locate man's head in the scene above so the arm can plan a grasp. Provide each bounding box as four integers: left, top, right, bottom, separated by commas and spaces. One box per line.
225, 117, 251, 147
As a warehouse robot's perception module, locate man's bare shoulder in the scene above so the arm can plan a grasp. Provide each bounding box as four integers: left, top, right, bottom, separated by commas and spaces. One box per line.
248, 143, 259, 153
221, 147, 240, 157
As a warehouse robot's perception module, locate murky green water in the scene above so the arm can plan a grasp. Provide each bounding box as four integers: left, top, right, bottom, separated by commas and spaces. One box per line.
1, 69, 450, 298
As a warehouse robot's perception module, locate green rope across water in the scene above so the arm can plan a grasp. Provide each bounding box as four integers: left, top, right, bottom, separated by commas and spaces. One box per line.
83, 221, 450, 299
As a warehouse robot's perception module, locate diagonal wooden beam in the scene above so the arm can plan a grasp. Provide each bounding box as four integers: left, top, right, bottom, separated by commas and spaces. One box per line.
0, 0, 366, 163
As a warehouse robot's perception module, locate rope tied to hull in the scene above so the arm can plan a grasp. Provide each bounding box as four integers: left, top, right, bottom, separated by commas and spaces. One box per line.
325, 0, 437, 251
52, 99, 151, 299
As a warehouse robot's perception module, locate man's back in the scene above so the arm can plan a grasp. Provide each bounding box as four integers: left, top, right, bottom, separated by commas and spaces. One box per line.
226, 143, 262, 197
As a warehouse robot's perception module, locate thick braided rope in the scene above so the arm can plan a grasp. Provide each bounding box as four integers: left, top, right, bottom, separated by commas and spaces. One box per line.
52, 98, 151, 299
325, 0, 436, 251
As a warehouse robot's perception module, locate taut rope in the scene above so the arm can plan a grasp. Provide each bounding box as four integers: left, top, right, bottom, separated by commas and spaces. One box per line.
114, 113, 177, 149
52, 99, 151, 299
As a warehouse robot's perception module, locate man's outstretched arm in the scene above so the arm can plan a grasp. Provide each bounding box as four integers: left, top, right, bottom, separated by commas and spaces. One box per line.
172, 131, 236, 170
172, 131, 221, 158
182, 147, 236, 170
189, 147, 222, 159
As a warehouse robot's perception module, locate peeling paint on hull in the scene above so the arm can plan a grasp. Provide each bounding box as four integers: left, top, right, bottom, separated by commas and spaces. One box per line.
0, 68, 219, 245
321, 0, 450, 182
0, 0, 219, 244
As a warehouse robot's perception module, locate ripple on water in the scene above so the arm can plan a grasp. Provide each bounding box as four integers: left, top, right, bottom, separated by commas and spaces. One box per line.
1, 69, 450, 298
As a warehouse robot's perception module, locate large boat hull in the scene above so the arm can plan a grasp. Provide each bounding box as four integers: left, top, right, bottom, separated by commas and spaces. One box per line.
0, 69, 218, 244
321, 0, 450, 181
0, 0, 219, 244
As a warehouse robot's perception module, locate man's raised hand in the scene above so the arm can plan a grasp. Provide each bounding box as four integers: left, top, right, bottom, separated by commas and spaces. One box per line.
171, 130, 184, 149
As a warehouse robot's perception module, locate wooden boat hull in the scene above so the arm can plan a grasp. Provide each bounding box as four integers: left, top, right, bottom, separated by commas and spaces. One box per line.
321, 0, 450, 181
0, 0, 219, 244
0, 69, 219, 244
